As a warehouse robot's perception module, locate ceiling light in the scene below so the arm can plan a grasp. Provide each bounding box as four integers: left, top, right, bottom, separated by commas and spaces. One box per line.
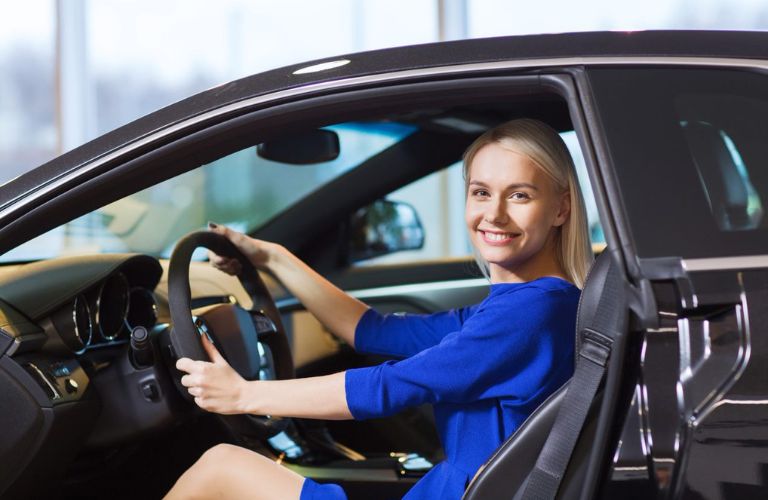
293, 59, 351, 75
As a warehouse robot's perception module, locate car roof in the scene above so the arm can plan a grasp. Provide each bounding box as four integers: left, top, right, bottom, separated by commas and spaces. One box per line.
3, 30, 768, 212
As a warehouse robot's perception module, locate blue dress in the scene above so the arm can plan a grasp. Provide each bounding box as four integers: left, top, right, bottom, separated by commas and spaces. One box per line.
300, 277, 580, 500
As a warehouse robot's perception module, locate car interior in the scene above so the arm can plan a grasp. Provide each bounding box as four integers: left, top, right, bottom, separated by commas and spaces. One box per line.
0, 76, 624, 499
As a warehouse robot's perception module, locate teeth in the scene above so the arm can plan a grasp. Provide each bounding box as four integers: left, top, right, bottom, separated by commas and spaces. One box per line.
484, 232, 509, 241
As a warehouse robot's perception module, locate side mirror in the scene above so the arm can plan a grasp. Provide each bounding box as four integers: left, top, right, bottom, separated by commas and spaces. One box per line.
257, 129, 340, 165
348, 199, 425, 263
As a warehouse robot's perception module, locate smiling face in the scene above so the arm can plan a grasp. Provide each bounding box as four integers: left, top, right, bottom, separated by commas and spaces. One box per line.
465, 142, 570, 283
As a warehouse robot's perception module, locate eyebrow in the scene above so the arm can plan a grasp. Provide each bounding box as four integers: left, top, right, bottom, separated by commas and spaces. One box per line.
468, 180, 539, 191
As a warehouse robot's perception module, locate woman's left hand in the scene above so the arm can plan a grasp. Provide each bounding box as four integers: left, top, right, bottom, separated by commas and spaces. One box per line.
176, 335, 249, 415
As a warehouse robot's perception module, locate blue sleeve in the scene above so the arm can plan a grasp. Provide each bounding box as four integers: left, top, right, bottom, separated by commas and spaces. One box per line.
345, 288, 577, 420
354, 306, 476, 358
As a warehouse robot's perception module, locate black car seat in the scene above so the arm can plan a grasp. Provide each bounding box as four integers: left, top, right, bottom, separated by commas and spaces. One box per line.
463, 250, 627, 499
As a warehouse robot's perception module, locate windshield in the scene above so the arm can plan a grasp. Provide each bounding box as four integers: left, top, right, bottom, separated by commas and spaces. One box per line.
2, 122, 416, 262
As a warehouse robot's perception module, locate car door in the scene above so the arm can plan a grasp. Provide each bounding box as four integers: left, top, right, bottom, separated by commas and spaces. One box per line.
582, 65, 768, 499
0, 57, 608, 497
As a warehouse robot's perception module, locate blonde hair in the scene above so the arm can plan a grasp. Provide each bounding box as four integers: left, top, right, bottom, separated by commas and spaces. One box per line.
463, 118, 593, 289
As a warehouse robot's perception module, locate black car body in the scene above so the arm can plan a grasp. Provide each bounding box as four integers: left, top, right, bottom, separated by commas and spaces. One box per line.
0, 31, 766, 499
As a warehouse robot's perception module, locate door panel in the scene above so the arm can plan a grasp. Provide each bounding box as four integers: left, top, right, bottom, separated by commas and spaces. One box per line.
586, 65, 768, 499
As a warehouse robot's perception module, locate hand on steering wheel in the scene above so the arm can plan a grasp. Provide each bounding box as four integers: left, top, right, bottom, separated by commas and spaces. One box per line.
207, 222, 275, 276
177, 334, 249, 415
168, 229, 294, 438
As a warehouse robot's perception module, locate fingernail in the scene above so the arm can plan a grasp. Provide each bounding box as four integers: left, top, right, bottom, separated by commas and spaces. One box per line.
208, 221, 218, 229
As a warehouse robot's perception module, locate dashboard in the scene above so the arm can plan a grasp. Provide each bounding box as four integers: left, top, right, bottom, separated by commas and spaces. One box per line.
0, 253, 269, 497
47, 265, 161, 354
0, 255, 163, 351
0, 254, 163, 401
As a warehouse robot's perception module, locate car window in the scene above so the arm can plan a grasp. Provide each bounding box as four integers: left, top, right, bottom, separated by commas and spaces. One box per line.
588, 67, 768, 259
677, 104, 764, 232
1, 122, 416, 262
355, 130, 604, 266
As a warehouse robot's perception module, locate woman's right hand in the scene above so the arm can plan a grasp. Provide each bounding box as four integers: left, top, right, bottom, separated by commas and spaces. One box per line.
207, 222, 368, 347
206, 222, 279, 275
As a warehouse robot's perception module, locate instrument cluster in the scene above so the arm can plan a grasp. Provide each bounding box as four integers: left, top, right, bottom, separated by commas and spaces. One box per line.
52, 272, 159, 353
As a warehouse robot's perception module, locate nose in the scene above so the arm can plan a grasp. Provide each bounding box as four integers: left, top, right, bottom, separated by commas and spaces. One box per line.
483, 197, 508, 225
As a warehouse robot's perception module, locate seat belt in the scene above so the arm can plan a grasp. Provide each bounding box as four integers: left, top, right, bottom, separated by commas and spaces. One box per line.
520, 257, 623, 500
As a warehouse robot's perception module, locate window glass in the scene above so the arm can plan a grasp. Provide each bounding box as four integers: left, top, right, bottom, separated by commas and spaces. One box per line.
356, 130, 602, 266
88, 0, 437, 135
357, 161, 470, 266
0, 2, 56, 186
468, 0, 768, 38
679, 116, 763, 231
589, 67, 768, 259
1, 122, 415, 262
562, 130, 605, 247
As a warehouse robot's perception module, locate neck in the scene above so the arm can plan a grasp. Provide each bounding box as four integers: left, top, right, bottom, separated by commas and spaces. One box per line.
489, 259, 567, 284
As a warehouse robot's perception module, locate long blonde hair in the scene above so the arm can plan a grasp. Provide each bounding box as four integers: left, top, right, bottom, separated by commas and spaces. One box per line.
463, 118, 593, 289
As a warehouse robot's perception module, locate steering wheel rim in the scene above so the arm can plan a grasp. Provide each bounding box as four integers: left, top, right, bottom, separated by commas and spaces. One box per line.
168, 230, 294, 437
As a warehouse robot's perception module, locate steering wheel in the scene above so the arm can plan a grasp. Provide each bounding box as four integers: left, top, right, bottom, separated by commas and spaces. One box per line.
167, 230, 294, 438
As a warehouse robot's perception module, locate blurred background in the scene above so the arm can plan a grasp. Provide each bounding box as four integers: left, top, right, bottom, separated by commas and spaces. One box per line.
3, 0, 768, 186
3, 0, 768, 264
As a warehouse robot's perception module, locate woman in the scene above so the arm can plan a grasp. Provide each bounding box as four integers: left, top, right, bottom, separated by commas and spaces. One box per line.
166, 118, 593, 499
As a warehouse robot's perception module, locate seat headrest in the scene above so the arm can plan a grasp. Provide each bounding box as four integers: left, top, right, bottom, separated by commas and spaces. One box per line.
681, 121, 752, 230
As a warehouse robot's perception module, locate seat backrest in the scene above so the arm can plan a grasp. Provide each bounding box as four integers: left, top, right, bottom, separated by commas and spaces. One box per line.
463, 251, 619, 500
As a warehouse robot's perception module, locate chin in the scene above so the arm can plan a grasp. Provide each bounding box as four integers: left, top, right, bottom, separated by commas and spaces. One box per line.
483, 255, 522, 272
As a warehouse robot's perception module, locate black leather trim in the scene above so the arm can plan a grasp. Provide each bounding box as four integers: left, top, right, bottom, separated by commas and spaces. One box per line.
463, 382, 569, 499
0, 328, 11, 356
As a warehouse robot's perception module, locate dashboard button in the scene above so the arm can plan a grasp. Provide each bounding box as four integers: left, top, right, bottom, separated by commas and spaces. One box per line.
140, 380, 159, 401
64, 378, 78, 394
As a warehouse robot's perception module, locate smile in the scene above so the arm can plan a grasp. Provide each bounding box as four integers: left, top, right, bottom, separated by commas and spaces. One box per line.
480, 230, 519, 244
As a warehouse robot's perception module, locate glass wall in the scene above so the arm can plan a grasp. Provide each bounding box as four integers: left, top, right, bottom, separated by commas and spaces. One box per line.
4, 0, 768, 187
0, 2, 56, 187
88, 0, 437, 136
3, 0, 768, 265
467, 0, 768, 37
0, 0, 437, 187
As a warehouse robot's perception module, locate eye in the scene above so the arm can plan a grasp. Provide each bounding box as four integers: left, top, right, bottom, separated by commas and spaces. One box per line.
472, 189, 490, 197
510, 192, 530, 201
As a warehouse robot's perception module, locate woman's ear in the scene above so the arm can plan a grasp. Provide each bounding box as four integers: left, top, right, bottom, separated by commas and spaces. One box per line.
554, 191, 571, 227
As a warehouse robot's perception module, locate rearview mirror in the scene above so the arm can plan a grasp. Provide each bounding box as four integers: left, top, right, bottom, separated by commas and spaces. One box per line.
348, 199, 425, 263
257, 129, 340, 165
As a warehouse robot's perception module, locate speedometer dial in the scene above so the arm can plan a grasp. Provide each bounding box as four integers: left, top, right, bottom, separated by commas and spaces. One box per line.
126, 287, 158, 330
52, 294, 93, 353
96, 273, 129, 341
72, 294, 93, 350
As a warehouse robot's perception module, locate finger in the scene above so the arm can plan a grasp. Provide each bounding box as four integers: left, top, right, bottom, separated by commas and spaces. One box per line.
177, 358, 210, 375
176, 357, 194, 372
194, 396, 215, 413
187, 386, 202, 397
209, 222, 248, 250
216, 259, 242, 276
223, 259, 243, 275
209, 255, 242, 276
180, 374, 199, 387
210, 254, 236, 270
200, 334, 226, 363
216, 263, 236, 276
208, 222, 232, 240
208, 252, 228, 266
